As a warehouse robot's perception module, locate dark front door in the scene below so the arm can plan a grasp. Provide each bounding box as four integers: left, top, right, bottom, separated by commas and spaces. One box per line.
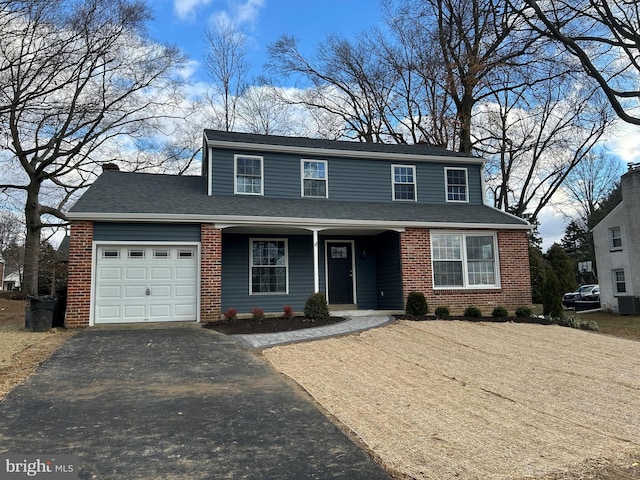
327, 242, 354, 304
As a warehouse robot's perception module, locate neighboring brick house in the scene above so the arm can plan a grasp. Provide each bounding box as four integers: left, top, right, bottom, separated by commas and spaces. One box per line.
593, 164, 640, 314
65, 130, 532, 327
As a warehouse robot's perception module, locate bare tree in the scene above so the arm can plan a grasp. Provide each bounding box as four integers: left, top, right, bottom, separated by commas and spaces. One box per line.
478, 68, 614, 222
204, 17, 249, 132
237, 79, 297, 135
516, 0, 640, 126
0, 0, 185, 295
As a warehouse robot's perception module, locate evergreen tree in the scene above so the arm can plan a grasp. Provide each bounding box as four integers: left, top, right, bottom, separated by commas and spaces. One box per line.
545, 243, 577, 294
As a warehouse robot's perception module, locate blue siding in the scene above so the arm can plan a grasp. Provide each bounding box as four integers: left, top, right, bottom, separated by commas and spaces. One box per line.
221, 233, 315, 314
375, 232, 403, 309
93, 223, 200, 242
211, 147, 484, 205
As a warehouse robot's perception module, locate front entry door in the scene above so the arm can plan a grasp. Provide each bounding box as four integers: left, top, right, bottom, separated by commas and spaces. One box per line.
327, 242, 354, 304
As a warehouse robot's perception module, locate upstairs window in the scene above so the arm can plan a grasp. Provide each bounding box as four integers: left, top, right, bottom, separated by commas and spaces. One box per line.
302, 160, 328, 198
431, 233, 498, 288
392, 165, 416, 201
446, 167, 468, 202
614, 269, 626, 293
610, 227, 622, 250
235, 155, 263, 195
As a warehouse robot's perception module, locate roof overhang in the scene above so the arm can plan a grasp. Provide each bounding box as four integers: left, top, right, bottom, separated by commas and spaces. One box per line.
66, 211, 532, 231
204, 137, 485, 165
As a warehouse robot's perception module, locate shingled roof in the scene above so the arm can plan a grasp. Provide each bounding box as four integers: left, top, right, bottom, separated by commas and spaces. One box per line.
203, 130, 481, 161
68, 171, 529, 229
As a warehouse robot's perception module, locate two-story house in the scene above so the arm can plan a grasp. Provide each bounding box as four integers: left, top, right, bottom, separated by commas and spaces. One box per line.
592, 164, 640, 314
64, 130, 532, 327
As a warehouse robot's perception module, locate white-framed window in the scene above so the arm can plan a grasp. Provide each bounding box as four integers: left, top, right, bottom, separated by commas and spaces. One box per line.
445, 167, 468, 202
128, 249, 145, 259
431, 232, 499, 288
250, 239, 288, 294
301, 159, 328, 198
153, 249, 169, 259
392, 165, 417, 201
178, 249, 194, 259
610, 227, 622, 250
613, 269, 626, 294
102, 249, 120, 259
235, 154, 263, 195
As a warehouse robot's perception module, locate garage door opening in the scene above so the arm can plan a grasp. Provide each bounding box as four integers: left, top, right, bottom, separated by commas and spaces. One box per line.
94, 245, 198, 324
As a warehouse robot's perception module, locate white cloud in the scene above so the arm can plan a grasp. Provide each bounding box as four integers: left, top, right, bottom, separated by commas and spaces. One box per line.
537, 207, 569, 251
174, 0, 213, 21
207, 0, 266, 30
605, 119, 640, 165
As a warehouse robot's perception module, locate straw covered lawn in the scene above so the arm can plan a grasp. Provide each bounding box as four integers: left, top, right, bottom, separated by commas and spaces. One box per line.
263, 320, 640, 479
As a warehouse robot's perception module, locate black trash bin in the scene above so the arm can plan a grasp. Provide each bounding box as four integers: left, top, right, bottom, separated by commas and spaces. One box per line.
25, 296, 58, 332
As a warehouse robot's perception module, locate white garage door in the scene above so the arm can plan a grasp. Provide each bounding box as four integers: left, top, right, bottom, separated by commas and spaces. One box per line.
94, 245, 198, 324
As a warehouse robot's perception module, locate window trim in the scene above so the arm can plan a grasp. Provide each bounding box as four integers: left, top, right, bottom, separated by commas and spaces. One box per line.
610, 227, 622, 250
391, 164, 417, 201
301, 159, 328, 198
249, 238, 289, 295
234, 154, 264, 196
613, 269, 626, 294
445, 167, 469, 203
430, 232, 501, 289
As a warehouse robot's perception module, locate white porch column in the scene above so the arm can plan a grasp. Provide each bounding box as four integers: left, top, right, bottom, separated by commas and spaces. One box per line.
313, 229, 320, 293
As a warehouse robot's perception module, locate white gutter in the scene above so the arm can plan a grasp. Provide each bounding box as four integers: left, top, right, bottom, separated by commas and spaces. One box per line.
66, 211, 532, 230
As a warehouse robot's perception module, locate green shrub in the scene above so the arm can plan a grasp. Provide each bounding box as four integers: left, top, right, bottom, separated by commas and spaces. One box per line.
304, 292, 330, 321
406, 292, 428, 316
554, 315, 599, 331
542, 272, 564, 318
492, 306, 508, 318
434, 306, 450, 319
464, 306, 482, 318
515, 306, 533, 318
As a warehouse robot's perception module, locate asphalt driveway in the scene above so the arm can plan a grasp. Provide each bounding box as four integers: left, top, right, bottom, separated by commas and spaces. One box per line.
0, 325, 390, 479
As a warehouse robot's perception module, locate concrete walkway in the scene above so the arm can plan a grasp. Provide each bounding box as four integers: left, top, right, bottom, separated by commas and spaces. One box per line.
232, 313, 396, 349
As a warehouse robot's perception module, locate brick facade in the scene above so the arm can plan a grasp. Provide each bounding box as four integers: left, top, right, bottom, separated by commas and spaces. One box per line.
400, 227, 531, 314
65, 221, 93, 328
200, 224, 222, 322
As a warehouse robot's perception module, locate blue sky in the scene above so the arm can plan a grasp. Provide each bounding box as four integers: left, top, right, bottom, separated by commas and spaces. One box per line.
148, 0, 382, 83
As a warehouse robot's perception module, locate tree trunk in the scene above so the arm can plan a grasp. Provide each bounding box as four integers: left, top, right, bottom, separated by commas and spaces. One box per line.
458, 93, 474, 154
23, 181, 42, 296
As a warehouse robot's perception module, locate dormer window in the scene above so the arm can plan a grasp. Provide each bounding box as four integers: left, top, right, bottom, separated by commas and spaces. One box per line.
445, 167, 468, 202
235, 155, 263, 195
392, 165, 416, 201
301, 159, 328, 198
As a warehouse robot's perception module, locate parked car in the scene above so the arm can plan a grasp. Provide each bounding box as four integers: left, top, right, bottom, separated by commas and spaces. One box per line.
562, 284, 599, 309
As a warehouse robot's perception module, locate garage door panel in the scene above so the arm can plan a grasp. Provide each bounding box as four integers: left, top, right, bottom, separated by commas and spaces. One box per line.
97, 285, 121, 298
175, 285, 196, 297
98, 267, 122, 280
124, 267, 146, 280
95, 245, 198, 324
124, 285, 147, 298
152, 285, 172, 297
150, 267, 172, 280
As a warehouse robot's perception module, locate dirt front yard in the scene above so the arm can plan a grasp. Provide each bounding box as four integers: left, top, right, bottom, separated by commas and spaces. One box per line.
0, 295, 75, 401
263, 320, 640, 480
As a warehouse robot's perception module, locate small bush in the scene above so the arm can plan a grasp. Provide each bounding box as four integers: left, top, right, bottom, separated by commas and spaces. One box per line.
282, 305, 295, 320
554, 315, 599, 331
251, 307, 265, 322
515, 306, 533, 318
304, 292, 330, 321
406, 292, 428, 316
464, 306, 482, 318
492, 306, 508, 318
223, 308, 237, 322
434, 306, 450, 319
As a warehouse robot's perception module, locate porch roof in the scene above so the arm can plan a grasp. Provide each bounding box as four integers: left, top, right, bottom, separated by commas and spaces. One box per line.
68, 171, 530, 229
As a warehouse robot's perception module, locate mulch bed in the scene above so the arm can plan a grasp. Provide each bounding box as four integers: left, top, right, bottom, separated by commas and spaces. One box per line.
396, 314, 553, 324
204, 316, 345, 335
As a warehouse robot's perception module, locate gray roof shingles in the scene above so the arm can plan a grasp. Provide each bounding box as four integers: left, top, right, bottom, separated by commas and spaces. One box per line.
69, 171, 528, 227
